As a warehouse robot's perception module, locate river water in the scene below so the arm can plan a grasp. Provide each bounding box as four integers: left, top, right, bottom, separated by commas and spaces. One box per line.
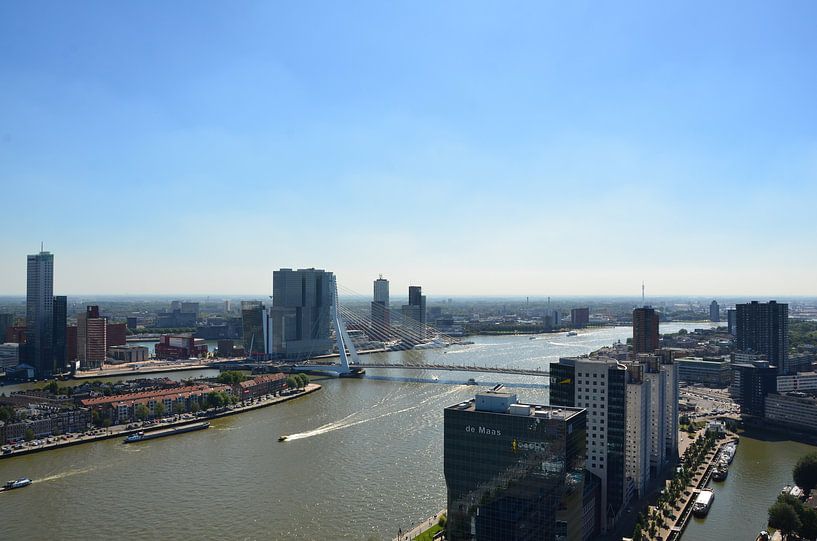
6, 322, 804, 540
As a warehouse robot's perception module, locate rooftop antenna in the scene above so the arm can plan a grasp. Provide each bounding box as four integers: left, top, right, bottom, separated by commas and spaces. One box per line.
41, 241, 44, 252
642, 281, 645, 306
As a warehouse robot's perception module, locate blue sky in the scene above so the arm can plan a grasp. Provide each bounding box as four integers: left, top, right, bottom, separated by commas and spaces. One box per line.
1, 1, 816, 296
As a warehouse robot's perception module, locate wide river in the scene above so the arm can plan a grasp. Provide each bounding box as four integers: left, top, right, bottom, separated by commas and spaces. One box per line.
3, 323, 811, 540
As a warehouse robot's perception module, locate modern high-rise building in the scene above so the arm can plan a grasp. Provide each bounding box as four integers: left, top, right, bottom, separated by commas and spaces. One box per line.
709, 300, 720, 322
270, 268, 333, 359
736, 301, 789, 374
550, 357, 628, 532
624, 363, 651, 501
730, 360, 778, 416
571, 308, 590, 328
400, 285, 427, 342
77, 306, 107, 369
444, 389, 588, 541
370, 275, 391, 340
632, 307, 659, 355
0, 313, 14, 346
52, 295, 67, 373
727, 309, 737, 336
25, 250, 55, 377
241, 301, 269, 358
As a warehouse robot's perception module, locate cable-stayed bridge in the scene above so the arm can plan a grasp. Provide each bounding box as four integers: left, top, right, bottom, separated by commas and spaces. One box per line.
237, 278, 549, 378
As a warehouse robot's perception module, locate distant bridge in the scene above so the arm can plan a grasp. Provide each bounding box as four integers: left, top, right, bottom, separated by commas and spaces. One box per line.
353, 363, 550, 377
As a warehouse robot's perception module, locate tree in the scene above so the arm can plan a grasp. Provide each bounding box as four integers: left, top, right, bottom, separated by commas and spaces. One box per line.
286, 376, 297, 390
799, 507, 817, 541
438, 513, 446, 529
154, 401, 165, 418
173, 402, 186, 415
769, 502, 802, 537
216, 370, 247, 384
794, 453, 817, 493
24, 428, 35, 441
135, 404, 149, 421
191, 401, 201, 413
44, 380, 59, 394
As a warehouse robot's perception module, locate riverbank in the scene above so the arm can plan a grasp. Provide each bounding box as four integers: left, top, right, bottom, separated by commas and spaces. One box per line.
0, 383, 321, 460
73, 361, 216, 379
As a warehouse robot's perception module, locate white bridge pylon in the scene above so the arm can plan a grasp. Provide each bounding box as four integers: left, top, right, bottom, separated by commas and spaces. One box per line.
290, 275, 359, 376
332, 274, 360, 372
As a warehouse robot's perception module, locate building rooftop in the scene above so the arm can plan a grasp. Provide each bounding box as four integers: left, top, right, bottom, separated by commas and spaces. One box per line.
447, 388, 584, 421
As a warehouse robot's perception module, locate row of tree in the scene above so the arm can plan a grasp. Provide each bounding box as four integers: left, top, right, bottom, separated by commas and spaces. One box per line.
768, 452, 817, 540
633, 431, 719, 540
286, 374, 310, 390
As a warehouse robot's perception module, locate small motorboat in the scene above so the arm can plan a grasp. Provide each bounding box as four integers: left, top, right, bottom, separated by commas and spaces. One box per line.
3, 478, 32, 491
278, 435, 288, 442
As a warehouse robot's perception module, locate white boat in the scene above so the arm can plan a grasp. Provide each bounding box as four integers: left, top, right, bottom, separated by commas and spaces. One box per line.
692, 489, 714, 517
431, 376, 439, 381
3, 478, 32, 490
414, 337, 448, 350
566, 331, 578, 337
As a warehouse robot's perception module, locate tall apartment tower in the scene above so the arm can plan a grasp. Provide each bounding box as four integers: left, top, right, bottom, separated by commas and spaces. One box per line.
25, 250, 55, 377
736, 301, 789, 374
624, 363, 651, 501
632, 307, 659, 355
550, 357, 628, 532
52, 296, 67, 373
370, 275, 391, 339
709, 300, 720, 322
270, 268, 333, 359
401, 285, 427, 342
444, 389, 588, 541
77, 305, 107, 369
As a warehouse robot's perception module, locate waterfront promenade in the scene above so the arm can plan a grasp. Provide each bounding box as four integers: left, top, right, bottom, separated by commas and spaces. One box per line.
393, 509, 445, 541
0, 384, 321, 460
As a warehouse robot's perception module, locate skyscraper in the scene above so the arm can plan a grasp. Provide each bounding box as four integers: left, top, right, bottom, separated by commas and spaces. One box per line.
709, 300, 720, 322
77, 306, 107, 369
444, 389, 588, 540
270, 268, 333, 359
52, 295, 67, 373
550, 357, 628, 532
632, 307, 659, 355
400, 285, 427, 342
370, 275, 391, 340
727, 309, 737, 336
25, 250, 55, 377
736, 301, 789, 374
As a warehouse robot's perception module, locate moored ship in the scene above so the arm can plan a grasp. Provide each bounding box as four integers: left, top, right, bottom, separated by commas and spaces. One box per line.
124, 421, 210, 443
692, 489, 714, 517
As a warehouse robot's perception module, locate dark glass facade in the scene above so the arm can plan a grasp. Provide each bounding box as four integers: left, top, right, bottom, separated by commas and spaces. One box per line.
444, 398, 586, 541
605, 367, 626, 521
52, 295, 67, 373
736, 301, 789, 373
549, 362, 575, 408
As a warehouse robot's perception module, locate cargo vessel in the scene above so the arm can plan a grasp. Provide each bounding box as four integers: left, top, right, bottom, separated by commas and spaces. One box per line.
124, 421, 210, 443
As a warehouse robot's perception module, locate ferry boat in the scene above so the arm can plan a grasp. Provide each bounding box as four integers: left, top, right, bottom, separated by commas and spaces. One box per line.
692, 489, 714, 517
2, 478, 32, 491
123, 421, 210, 444
566, 331, 578, 337
466, 378, 477, 385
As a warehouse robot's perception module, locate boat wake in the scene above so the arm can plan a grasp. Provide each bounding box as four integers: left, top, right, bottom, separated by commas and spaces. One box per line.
34, 465, 100, 483
282, 387, 461, 442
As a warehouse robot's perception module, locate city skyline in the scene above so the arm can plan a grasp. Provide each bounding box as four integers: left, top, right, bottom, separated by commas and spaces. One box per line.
3, 2, 817, 296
